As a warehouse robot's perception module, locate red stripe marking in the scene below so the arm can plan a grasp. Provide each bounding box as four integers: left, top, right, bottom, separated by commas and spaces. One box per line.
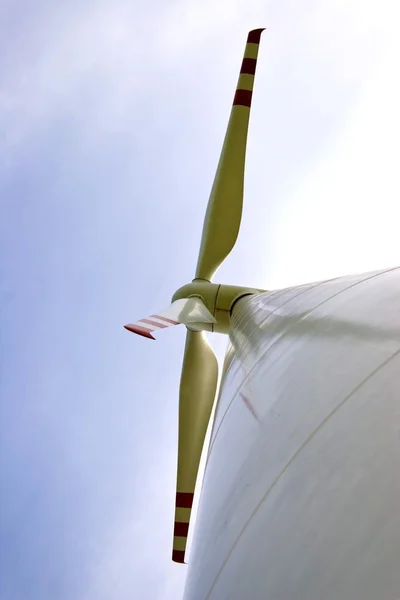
151, 314, 179, 325
233, 89, 252, 107
172, 550, 185, 564
174, 521, 189, 537
247, 28, 265, 44
141, 318, 168, 329
240, 58, 257, 75
176, 492, 194, 509
124, 324, 155, 340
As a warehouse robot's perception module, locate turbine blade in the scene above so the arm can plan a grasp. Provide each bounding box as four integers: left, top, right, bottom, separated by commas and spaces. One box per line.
172, 330, 218, 563
195, 28, 265, 282
124, 298, 215, 340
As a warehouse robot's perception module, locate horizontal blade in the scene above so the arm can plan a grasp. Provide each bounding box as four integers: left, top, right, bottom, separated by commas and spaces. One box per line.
172, 330, 218, 563
195, 28, 265, 282
124, 298, 215, 340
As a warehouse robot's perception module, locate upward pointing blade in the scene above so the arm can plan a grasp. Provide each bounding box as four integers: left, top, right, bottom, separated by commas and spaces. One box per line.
195, 28, 265, 282
172, 330, 218, 563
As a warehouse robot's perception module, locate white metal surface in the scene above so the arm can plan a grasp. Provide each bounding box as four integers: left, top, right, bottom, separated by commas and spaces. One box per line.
184, 267, 400, 600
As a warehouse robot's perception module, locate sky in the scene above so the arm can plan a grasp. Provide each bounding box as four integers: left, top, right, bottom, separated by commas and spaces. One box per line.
0, 1, 399, 599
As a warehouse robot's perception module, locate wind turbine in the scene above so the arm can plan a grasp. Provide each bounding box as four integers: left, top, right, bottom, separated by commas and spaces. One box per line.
125, 28, 265, 564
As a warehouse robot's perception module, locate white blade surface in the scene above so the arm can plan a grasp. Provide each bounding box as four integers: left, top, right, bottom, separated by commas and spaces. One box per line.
124, 298, 215, 340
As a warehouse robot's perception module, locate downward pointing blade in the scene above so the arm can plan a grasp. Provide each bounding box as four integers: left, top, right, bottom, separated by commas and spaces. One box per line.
172, 330, 218, 563
195, 28, 265, 282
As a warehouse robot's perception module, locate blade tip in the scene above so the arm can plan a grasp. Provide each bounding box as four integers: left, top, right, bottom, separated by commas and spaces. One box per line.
247, 28, 266, 43
124, 324, 155, 340
172, 550, 186, 564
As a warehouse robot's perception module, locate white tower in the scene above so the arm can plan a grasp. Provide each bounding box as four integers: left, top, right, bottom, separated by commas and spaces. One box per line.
184, 267, 400, 600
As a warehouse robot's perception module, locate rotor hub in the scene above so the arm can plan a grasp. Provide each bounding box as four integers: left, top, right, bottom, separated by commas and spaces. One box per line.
171, 280, 264, 334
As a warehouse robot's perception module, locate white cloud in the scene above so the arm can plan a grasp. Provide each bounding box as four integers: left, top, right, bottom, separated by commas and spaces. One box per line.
267, 18, 400, 287
0, 0, 263, 165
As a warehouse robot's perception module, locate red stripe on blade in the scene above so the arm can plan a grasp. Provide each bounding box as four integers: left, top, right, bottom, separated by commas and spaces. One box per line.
240, 58, 257, 75
172, 550, 185, 564
233, 89, 252, 107
174, 521, 189, 537
176, 492, 194, 509
247, 28, 265, 44
124, 324, 155, 340
151, 315, 179, 325
141, 318, 168, 329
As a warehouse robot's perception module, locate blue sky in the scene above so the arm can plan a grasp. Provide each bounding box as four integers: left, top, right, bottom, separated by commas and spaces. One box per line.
0, 1, 399, 599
